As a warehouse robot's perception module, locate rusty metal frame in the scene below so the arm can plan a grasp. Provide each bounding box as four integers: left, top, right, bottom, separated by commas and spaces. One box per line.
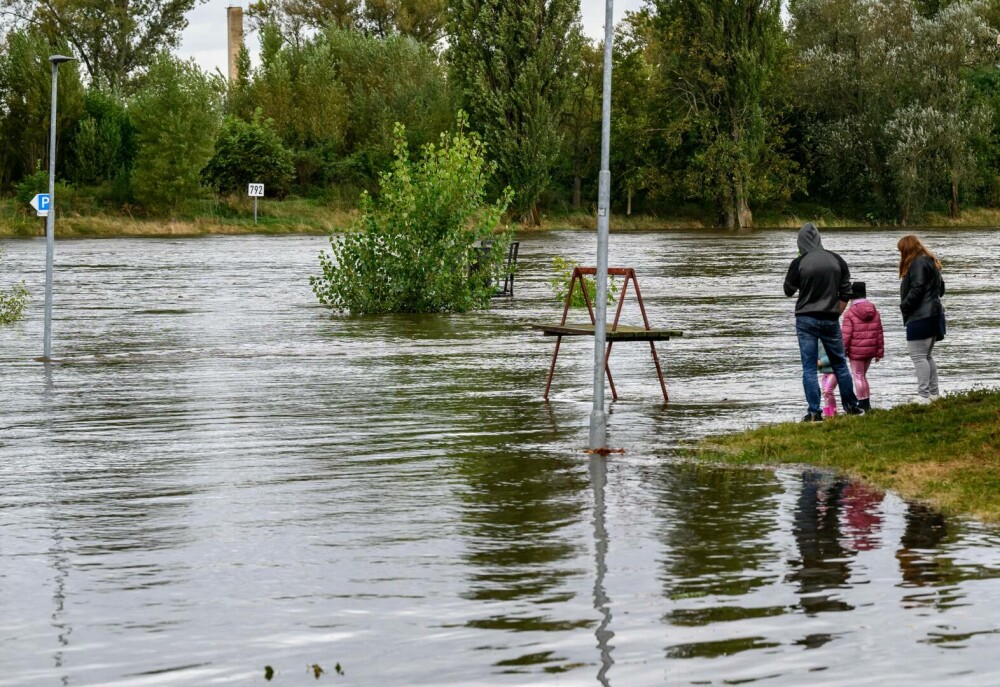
543, 267, 669, 403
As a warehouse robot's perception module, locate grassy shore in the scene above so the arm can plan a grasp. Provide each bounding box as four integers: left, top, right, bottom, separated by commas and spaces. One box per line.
0, 197, 354, 239
698, 389, 1000, 522
4, 196, 1000, 239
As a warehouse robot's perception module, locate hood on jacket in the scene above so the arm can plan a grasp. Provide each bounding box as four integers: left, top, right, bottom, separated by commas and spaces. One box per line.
850, 299, 877, 322
797, 222, 823, 254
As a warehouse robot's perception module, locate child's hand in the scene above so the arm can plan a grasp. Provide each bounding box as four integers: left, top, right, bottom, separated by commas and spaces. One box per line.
816, 361, 823, 369
875, 357, 881, 363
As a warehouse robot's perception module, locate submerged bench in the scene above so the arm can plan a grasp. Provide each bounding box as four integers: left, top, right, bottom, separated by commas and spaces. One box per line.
535, 267, 682, 403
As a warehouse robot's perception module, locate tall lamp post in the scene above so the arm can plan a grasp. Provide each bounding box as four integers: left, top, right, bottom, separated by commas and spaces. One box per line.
43, 54, 76, 362
589, 0, 614, 449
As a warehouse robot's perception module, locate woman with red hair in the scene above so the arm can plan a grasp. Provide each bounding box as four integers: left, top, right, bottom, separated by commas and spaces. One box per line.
897, 235, 946, 403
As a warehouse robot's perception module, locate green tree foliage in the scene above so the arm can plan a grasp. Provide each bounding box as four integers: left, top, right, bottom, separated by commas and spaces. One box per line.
790, 0, 996, 222
68, 89, 136, 186
651, 0, 796, 229
447, 0, 583, 223
610, 12, 657, 215
554, 40, 601, 211
230, 25, 451, 194
361, 0, 446, 43
247, 0, 445, 44
3, 0, 206, 90
203, 112, 296, 196
240, 27, 349, 151
311, 115, 513, 314
0, 28, 84, 192
326, 27, 453, 161
129, 53, 221, 213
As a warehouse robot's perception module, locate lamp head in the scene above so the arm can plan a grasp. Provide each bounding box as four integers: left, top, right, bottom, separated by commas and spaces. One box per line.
48, 55, 76, 65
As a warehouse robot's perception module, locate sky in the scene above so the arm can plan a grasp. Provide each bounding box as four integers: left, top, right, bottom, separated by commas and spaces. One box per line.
176, 0, 647, 77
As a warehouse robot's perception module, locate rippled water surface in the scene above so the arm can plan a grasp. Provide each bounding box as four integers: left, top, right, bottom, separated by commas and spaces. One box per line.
2, 229, 1000, 686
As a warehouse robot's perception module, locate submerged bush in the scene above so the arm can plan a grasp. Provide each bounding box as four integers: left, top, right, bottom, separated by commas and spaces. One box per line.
311, 115, 512, 314
0, 248, 28, 324
548, 256, 618, 308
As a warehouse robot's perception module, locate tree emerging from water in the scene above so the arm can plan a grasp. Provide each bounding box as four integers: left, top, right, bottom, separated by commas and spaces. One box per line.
311, 114, 512, 315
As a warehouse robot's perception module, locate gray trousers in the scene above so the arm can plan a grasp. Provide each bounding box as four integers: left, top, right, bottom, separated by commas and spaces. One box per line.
906, 337, 939, 398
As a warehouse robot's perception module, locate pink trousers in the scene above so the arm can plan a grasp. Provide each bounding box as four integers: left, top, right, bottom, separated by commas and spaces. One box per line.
823, 359, 873, 416
851, 358, 872, 401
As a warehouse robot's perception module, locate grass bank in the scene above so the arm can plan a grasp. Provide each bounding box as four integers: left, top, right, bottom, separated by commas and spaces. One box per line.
0, 197, 355, 239
5, 196, 1000, 238
698, 389, 1000, 522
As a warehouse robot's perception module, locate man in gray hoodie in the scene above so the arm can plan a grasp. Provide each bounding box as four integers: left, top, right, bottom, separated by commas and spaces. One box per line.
784, 223, 863, 421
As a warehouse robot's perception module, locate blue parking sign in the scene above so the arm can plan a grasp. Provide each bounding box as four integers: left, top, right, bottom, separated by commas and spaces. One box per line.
30, 193, 51, 215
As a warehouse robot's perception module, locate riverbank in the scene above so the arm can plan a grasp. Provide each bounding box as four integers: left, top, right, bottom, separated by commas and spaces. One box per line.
4, 197, 1000, 238
698, 388, 1000, 523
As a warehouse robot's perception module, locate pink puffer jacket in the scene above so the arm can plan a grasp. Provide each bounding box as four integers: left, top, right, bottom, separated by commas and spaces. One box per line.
842, 300, 884, 360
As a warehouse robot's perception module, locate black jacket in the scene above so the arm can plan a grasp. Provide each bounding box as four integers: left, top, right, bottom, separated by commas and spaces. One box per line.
784, 223, 852, 319
900, 255, 945, 325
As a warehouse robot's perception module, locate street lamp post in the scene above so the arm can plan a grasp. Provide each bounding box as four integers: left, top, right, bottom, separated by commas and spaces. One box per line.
589, 0, 614, 450
43, 54, 76, 362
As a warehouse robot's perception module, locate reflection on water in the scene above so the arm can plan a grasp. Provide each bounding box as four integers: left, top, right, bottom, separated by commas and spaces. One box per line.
2, 229, 1000, 685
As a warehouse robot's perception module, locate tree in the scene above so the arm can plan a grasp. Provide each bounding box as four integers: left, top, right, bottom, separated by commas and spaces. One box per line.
790, 0, 995, 222
326, 27, 453, 159
129, 53, 221, 213
447, 0, 583, 223
203, 112, 296, 197
556, 39, 601, 210
2, 0, 206, 91
361, 0, 446, 44
610, 12, 656, 215
242, 26, 350, 150
311, 115, 513, 314
651, 0, 792, 229
248, 0, 445, 45
0, 27, 84, 191
67, 88, 136, 186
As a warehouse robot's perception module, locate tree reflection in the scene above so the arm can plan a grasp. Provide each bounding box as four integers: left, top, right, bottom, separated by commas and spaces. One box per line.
896, 503, 952, 609
456, 441, 591, 672
658, 464, 783, 600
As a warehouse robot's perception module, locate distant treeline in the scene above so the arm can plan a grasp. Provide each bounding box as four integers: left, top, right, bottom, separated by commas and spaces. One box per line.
1, 0, 999, 227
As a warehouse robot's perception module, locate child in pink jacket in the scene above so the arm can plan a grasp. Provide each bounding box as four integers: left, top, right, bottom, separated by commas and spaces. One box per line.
842, 282, 884, 411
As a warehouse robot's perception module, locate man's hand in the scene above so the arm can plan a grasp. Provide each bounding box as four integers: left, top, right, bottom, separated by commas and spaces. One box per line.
838, 300, 848, 313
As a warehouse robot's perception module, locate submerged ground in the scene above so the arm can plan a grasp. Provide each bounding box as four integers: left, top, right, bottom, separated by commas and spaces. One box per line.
2, 229, 1000, 685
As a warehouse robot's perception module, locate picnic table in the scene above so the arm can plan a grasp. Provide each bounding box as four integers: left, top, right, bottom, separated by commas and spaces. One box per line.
535, 267, 682, 402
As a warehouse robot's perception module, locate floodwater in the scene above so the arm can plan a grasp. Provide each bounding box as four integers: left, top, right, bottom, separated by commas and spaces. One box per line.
2, 228, 1000, 686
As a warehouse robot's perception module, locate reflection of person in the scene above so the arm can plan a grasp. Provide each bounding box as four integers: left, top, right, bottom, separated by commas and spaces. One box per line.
841, 281, 884, 412
840, 482, 884, 552
783, 223, 864, 422
897, 235, 946, 404
790, 470, 854, 615
896, 503, 947, 589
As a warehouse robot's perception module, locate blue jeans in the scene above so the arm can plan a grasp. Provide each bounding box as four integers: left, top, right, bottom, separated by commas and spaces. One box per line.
796, 316, 858, 415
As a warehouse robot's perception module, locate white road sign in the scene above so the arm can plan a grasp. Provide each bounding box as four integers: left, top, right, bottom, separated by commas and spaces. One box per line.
248, 183, 264, 197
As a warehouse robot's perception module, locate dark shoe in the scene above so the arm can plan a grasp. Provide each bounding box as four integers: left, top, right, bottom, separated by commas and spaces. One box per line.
845, 405, 865, 416
858, 399, 871, 411
801, 412, 824, 423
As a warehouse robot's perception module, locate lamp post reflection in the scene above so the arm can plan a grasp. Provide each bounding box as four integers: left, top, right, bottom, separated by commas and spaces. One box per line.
590, 455, 614, 686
